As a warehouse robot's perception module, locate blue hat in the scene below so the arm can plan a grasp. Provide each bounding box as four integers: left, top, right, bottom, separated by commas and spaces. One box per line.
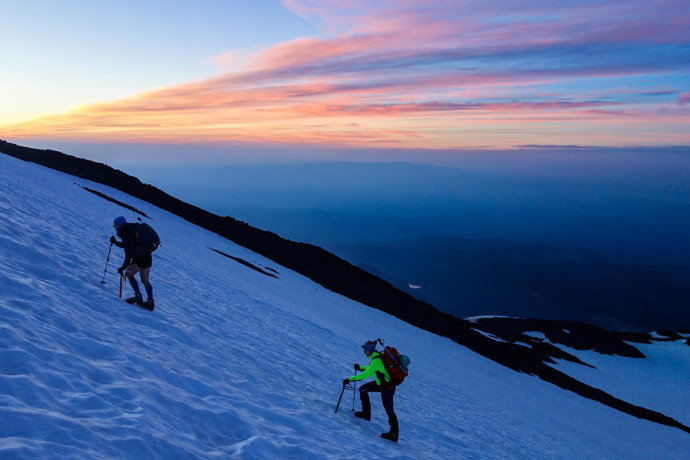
113, 216, 126, 226
362, 340, 377, 354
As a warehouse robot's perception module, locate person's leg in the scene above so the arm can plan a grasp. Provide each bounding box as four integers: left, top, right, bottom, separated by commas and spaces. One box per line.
381, 386, 398, 434
356, 381, 378, 420
140, 267, 153, 301
126, 265, 142, 299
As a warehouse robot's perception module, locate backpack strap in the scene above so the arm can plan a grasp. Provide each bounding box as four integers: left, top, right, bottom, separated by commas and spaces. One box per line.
133, 223, 141, 247
370, 354, 390, 384
376, 370, 390, 385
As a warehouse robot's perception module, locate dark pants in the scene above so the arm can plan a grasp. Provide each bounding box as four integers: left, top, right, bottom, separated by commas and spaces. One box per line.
359, 381, 398, 434
132, 247, 153, 269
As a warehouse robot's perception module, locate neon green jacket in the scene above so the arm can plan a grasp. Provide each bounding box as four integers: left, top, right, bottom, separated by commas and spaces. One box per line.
348, 351, 390, 386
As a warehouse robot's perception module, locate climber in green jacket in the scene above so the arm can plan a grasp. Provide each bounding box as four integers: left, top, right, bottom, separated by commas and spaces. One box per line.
343, 340, 399, 442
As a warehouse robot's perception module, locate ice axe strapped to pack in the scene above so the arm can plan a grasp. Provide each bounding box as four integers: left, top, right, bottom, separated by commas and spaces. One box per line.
375, 338, 410, 386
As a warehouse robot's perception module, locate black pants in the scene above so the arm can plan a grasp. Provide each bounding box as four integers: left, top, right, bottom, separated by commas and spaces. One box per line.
359, 381, 398, 434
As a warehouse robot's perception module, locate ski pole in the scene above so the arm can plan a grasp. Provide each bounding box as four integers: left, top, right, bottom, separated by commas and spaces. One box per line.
100, 242, 113, 285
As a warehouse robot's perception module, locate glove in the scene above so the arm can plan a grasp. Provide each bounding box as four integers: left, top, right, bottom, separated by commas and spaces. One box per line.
343, 378, 351, 386
354, 364, 361, 371
117, 266, 125, 274
110, 235, 117, 244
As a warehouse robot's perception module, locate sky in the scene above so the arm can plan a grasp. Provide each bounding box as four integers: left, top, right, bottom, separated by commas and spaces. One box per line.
1, 0, 689, 155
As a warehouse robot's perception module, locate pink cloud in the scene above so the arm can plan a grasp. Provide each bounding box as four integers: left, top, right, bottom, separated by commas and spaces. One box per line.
678, 93, 690, 105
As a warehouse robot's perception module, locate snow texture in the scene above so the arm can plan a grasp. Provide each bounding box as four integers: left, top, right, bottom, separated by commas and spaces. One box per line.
1, 154, 689, 459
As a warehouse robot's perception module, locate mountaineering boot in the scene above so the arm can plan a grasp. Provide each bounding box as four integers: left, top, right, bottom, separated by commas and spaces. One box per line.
354, 411, 371, 421
356, 390, 371, 421
125, 293, 143, 304
381, 431, 398, 443
381, 413, 399, 442
141, 299, 155, 311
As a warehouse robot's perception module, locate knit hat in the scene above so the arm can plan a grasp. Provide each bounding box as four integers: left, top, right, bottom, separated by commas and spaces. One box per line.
113, 216, 126, 226
361, 340, 377, 354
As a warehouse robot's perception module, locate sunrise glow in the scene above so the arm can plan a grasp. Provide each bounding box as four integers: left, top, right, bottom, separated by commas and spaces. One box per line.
2, 0, 688, 149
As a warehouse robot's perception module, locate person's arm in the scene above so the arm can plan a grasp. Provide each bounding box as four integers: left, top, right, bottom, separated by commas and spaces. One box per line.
348, 354, 383, 382
110, 235, 124, 248
117, 228, 134, 270
348, 364, 376, 382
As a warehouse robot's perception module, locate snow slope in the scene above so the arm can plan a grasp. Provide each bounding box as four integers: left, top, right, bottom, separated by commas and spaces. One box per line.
543, 335, 690, 428
1, 153, 689, 459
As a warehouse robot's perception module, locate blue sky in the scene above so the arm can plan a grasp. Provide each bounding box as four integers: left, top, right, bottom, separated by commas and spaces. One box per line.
1, 1, 315, 123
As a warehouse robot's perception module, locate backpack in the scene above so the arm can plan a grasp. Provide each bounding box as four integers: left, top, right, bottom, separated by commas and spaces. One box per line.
376, 341, 410, 386
134, 222, 160, 253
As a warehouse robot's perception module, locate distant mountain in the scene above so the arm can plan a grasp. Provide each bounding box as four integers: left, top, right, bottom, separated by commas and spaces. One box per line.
2, 138, 689, 436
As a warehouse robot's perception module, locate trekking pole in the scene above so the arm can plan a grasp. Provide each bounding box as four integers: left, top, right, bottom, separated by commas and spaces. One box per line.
119, 272, 124, 298
100, 242, 113, 285
335, 382, 349, 413
351, 371, 358, 411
